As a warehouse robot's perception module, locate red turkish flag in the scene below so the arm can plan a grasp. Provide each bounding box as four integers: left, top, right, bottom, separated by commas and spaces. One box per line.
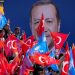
65, 42, 69, 51
36, 14, 44, 36
50, 32, 69, 49
72, 43, 75, 67
25, 35, 34, 47
22, 35, 36, 54
9, 50, 22, 74
23, 68, 34, 75
61, 49, 70, 75
4, 34, 19, 57
0, 53, 9, 74
23, 69, 29, 75
0, 40, 4, 50
29, 52, 60, 66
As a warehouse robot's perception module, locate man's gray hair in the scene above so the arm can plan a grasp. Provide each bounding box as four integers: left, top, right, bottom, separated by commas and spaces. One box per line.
30, 0, 60, 21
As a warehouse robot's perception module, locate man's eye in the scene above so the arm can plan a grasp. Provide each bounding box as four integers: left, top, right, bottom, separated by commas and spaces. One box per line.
34, 21, 40, 25
46, 20, 53, 23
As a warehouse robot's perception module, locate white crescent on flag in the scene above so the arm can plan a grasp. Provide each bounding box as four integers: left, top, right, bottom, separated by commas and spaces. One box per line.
56, 36, 62, 45
7, 40, 17, 49
62, 61, 68, 74
11, 40, 17, 49
7, 40, 12, 49
39, 56, 45, 63
25, 39, 31, 46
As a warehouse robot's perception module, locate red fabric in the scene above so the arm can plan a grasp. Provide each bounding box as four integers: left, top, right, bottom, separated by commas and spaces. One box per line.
23, 69, 29, 75
22, 35, 36, 54
4, 34, 19, 57
23, 68, 34, 75
21, 43, 29, 54
9, 50, 22, 74
36, 14, 44, 36
21, 32, 26, 42
65, 42, 69, 51
0, 53, 9, 75
25, 35, 34, 47
0, 51, 22, 75
50, 32, 69, 49
61, 50, 70, 75
29, 52, 60, 66
0, 40, 4, 50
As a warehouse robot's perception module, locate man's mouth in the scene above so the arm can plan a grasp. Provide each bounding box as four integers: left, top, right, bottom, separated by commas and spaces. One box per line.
45, 35, 50, 37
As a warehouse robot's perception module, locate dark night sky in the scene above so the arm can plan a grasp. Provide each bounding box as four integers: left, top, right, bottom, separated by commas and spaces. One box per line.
4, 0, 75, 46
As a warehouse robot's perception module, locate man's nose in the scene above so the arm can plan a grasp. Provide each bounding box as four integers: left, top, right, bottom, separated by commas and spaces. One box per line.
44, 22, 48, 32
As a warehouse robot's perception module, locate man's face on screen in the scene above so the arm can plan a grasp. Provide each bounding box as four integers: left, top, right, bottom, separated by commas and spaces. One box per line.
31, 4, 60, 49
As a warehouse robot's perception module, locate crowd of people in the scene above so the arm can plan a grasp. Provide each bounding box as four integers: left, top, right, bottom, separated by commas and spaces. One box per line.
0, 0, 73, 75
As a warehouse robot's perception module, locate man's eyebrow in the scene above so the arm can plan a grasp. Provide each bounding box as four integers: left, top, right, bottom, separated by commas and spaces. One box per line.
34, 18, 40, 21
45, 18, 53, 20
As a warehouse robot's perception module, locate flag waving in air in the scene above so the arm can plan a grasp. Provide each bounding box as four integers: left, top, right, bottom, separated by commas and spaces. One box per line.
0, 53, 9, 75
24, 35, 34, 48
21, 35, 36, 54
4, 34, 19, 57
9, 50, 22, 74
50, 32, 69, 49
61, 48, 70, 75
0, 40, 4, 50
29, 52, 60, 67
65, 42, 69, 51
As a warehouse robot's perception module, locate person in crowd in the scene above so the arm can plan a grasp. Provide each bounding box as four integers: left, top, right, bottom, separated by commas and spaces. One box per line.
14, 26, 21, 39
3, 19, 12, 39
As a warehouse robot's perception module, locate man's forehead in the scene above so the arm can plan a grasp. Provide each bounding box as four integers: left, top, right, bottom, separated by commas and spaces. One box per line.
32, 4, 56, 12
31, 4, 56, 18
